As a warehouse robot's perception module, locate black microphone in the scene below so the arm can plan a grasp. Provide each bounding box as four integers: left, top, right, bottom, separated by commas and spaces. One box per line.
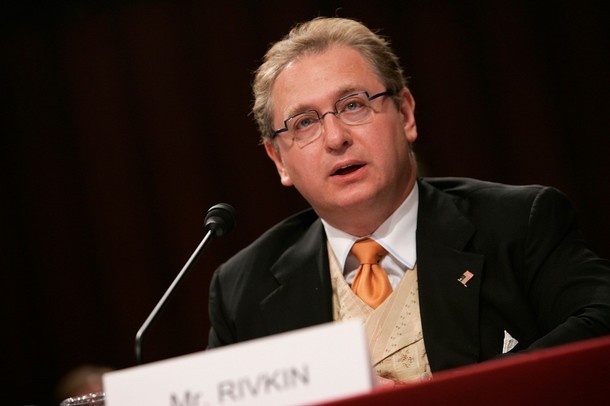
134, 203, 236, 365
204, 203, 237, 237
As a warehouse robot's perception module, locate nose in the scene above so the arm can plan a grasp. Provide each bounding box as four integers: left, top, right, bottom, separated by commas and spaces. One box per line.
321, 114, 352, 151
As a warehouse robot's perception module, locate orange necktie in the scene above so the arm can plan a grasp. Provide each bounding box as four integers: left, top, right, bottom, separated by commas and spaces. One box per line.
350, 238, 392, 308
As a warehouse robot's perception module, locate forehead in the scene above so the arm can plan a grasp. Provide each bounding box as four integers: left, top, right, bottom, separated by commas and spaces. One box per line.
271, 45, 383, 118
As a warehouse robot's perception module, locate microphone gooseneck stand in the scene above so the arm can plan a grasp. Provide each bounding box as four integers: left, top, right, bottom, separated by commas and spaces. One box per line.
134, 203, 236, 365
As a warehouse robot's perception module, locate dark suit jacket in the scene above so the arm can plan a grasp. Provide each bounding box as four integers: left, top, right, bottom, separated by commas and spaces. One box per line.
207, 177, 610, 372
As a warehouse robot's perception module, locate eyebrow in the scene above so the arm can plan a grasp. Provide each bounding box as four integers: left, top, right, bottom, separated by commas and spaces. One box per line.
283, 86, 360, 118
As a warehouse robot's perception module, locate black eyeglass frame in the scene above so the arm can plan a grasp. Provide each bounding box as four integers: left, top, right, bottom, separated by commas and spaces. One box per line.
271, 89, 394, 140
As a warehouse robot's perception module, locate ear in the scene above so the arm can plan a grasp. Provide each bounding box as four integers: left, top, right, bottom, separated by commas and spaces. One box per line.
398, 88, 418, 143
264, 141, 294, 186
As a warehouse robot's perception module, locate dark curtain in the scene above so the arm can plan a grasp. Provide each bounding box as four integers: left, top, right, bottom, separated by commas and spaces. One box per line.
2, 1, 608, 404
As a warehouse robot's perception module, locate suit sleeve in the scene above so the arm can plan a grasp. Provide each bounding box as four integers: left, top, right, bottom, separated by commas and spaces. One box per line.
523, 187, 610, 350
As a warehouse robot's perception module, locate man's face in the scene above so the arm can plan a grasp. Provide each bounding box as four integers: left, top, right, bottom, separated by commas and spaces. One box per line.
265, 45, 418, 234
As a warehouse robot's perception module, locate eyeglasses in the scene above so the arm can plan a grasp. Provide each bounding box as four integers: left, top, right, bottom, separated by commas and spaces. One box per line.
271, 90, 393, 148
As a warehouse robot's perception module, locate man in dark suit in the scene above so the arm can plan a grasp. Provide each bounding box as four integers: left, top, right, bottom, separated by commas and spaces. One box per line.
207, 17, 610, 382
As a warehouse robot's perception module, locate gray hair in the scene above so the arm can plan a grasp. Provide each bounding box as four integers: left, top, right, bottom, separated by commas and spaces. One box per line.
252, 17, 408, 143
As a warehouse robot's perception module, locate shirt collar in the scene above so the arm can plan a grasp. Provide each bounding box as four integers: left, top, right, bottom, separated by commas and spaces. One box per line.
321, 183, 418, 270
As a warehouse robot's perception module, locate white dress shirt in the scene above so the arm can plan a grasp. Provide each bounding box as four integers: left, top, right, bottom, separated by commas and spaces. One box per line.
321, 183, 419, 289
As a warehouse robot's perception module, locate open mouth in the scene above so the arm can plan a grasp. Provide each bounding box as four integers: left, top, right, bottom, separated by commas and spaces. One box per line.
332, 164, 365, 176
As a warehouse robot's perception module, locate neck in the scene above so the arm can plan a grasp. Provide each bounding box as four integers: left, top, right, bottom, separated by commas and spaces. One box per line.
323, 177, 417, 237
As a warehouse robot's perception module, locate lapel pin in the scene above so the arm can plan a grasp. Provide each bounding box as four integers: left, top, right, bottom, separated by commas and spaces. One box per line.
458, 270, 474, 287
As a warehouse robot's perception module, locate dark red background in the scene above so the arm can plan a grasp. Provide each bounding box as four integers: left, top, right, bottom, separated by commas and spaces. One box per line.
2, 1, 608, 404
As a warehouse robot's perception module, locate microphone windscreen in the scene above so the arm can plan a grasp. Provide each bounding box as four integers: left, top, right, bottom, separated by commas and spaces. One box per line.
204, 203, 237, 237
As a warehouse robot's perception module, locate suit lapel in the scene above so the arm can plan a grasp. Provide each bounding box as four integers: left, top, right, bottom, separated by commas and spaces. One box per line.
256, 181, 485, 370
259, 218, 334, 335
416, 179, 484, 371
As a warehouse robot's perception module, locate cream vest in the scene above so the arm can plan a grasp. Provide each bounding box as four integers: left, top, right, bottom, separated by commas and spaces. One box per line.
328, 242, 431, 382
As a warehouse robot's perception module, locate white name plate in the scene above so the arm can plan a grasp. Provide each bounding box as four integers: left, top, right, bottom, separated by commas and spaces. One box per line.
103, 320, 373, 405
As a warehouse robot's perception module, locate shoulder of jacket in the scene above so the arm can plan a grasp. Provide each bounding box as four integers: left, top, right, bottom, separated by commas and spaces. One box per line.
217, 208, 320, 272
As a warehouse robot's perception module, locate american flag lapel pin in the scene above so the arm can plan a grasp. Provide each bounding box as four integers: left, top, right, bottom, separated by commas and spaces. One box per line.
458, 270, 474, 287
